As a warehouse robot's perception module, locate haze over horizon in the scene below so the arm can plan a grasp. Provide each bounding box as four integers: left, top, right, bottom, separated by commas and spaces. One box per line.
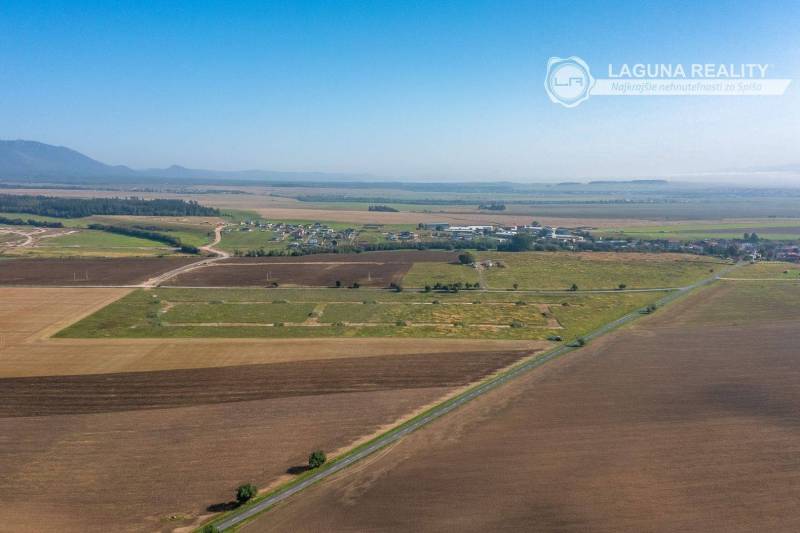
1, 1, 798, 183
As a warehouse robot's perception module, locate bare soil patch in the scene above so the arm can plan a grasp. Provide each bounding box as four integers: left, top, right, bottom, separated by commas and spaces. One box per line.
0, 387, 452, 533
165, 251, 459, 287
0, 349, 532, 417
0, 257, 201, 286
246, 281, 800, 533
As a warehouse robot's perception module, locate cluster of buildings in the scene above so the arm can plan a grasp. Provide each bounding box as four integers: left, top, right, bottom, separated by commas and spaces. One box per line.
420, 223, 586, 243
232, 220, 357, 248
776, 245, 800, 262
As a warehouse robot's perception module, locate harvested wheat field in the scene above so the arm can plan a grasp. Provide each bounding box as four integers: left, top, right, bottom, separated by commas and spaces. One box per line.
0, 257, 201, 286
164, 250, 458, 287
246, 280, 800, 533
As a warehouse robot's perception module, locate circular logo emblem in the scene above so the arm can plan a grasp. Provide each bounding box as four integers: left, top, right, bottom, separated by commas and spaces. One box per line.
545, 56, 594, 108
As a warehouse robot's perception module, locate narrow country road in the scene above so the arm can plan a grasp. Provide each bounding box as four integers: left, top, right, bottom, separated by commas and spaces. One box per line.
141, 224, 229, 288
208, 263, 742, 532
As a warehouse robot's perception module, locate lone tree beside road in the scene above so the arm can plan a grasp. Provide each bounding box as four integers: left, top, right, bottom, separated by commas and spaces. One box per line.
236, 483, 258, 505
308, 450, 327, 469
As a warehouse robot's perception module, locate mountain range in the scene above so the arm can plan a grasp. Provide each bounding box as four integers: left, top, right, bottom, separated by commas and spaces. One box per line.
0, 140, 365, 183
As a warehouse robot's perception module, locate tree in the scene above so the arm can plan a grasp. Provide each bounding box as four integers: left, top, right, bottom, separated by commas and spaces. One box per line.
308, 450, 327, 469
335, 280, 342, 288
507, 234, 533, 252
202, 525, 220, 533
458, 252, 476, 265
236, 483, 258, 505
569, 283, 578, 291
618, 283, 627, 290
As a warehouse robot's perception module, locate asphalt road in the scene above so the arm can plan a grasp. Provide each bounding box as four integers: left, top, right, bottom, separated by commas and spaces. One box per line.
210, 263, 739, 532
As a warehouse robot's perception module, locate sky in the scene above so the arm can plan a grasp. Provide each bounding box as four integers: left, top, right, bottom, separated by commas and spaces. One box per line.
1, 1, 798, 182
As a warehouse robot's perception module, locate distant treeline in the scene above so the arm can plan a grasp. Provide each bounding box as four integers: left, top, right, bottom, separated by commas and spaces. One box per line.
234, 239, 495, 257
290, 194, 676, 206
478, 202, 506, 211
0, 194, 220, 218
87, 223, 199, 254
0, 215, 63, 228
368, 205, 399, 212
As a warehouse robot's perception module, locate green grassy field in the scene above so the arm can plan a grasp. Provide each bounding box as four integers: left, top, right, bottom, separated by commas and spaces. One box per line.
40, 229, 167, 249
56, 287, 661, 341
86, 216, 216, 248
402, 262, 481, 287
165, 301, 316, 323
727, 262, 800, 279
596, 220, 800, 241
472, 252, 726, 290
218, 228, 283, 253
0, 212, 216, 255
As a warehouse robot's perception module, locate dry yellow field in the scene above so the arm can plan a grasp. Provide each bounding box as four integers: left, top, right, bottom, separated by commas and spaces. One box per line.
0, 288, 541, 377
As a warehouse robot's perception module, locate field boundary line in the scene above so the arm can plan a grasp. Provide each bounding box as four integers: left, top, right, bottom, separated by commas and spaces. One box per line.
203, 261, 741, 532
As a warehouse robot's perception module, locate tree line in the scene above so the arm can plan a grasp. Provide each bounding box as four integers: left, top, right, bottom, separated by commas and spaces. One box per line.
0, 194, 219, 218
87, 223, 199, 254
0, 215, 63, 228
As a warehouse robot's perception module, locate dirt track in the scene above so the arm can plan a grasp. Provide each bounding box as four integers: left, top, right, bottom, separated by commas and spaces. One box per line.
245, 281, 800, 533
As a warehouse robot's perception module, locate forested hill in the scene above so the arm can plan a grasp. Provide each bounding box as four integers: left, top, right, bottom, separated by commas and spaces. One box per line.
0, 194, 220, 218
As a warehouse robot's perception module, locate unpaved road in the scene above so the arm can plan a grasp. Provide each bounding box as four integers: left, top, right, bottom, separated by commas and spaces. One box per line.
141, 224, 228, 287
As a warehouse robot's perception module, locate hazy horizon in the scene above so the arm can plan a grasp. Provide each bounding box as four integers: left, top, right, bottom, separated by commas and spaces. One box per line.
1, 2, 798, 183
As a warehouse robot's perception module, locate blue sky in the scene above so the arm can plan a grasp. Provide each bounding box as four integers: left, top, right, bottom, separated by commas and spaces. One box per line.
1, 1, 798, 181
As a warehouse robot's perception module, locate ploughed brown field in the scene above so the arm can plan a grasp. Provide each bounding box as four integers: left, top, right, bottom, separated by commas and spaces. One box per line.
0, 287, 540, 532
0, 349, 529, 417
246, 280, 800, 533
164, 250, 459, 287
0, 388, 453, 533
0, 257, 200, 286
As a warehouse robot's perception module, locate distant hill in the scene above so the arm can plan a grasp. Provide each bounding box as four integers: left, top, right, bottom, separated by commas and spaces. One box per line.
588, 179, 668, 185
0, 140, 136, 179
0, 140, 366, 183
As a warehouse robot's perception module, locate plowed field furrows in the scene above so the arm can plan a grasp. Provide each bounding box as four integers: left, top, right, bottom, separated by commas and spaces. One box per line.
164, 251, 459, 287
245, 281, 800, 533
0, 349, 531, 417
0, 257, 201, 286
0, 387, 452, 532
0, 287, 541, 531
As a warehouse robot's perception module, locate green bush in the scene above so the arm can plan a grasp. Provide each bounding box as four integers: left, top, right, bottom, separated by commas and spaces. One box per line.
308, 450, 327, 469
236, 483, 258, 504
